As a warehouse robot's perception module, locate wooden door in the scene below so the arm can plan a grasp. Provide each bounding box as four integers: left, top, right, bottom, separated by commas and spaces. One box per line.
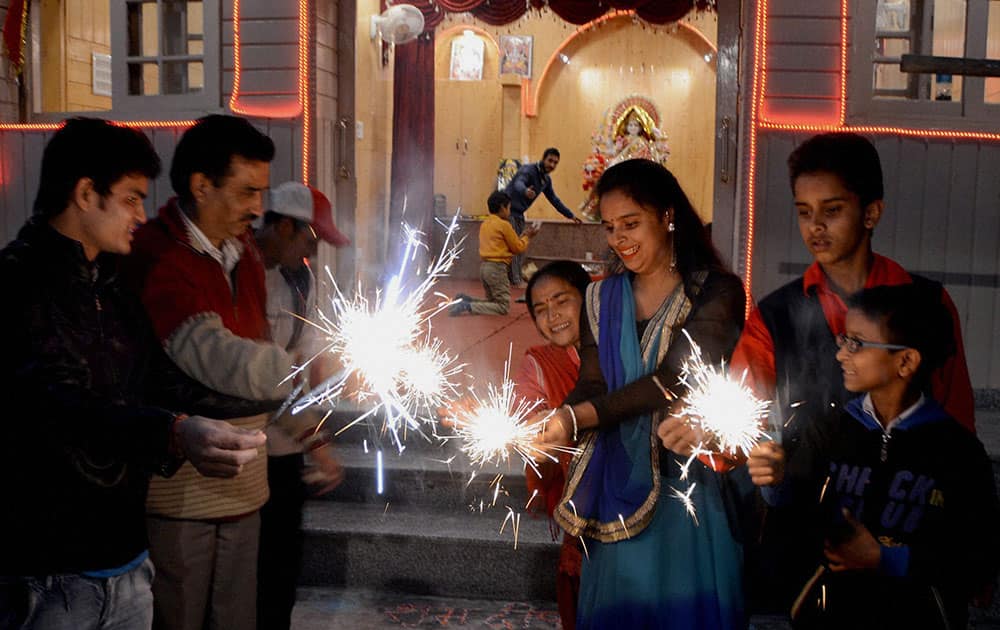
434, 79, 464, 214
456, 79, 501, 216
712, 0, 743, 269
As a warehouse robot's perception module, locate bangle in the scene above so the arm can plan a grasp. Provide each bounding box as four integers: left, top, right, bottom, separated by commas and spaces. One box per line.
561, 405, 578, 442
651, 375, 675, 402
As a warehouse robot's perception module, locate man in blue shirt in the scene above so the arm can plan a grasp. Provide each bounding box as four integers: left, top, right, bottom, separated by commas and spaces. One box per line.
504, 147, 582, 286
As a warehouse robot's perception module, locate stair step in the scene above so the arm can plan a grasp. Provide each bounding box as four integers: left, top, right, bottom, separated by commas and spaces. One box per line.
301, 501, 561, 601
323, 440, 535, 509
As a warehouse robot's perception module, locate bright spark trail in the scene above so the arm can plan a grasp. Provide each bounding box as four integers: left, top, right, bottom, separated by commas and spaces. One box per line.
676, 330, 770, 459
283, 216, 465, 452
443, 348, 578, 473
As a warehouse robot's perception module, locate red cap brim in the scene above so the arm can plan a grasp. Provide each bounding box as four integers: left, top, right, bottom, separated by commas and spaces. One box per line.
309, 187, 351, 247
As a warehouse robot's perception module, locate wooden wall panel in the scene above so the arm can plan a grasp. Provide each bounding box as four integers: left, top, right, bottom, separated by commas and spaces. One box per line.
752, 132, 1000, 389
767, 44, 841, 72
0, 132, 24, 246
40, 0, 111, 113
221, 8, 299, 110
766, 16, 841, 46
763, 7, 844, 124
767, 0, 840, 17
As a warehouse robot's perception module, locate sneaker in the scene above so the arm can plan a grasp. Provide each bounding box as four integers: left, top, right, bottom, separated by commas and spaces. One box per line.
455, 293, 473, 302
448, 301, 472, 317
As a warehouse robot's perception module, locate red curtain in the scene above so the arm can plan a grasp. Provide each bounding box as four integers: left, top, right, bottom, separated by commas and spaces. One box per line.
389, 33, 435, 263
436, 0, 485, 11
471, 0, 528, 26
2, 0, 28, 74
547, 0, 609, 25
635, 0, 695, 24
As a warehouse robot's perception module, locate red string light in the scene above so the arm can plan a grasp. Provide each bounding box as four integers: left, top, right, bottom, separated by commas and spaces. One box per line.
298, 0, 310, 184
742, 0, 767, 316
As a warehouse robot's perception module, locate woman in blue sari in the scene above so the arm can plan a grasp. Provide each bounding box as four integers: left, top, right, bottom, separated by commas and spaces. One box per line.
537, 159, 747, 629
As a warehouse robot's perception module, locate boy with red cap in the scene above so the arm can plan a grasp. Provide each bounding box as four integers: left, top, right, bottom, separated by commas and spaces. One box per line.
255, 181, 349, 630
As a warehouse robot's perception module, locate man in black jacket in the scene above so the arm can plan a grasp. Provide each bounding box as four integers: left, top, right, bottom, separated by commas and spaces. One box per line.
0, 118, 272, 629
504, 148, 581, 285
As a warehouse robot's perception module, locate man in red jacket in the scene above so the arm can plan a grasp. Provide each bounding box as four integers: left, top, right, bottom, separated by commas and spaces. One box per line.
128, 115, 295, 630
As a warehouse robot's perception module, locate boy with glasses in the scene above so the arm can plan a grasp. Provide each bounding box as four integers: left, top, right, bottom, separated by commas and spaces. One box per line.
748, 284, 999, 629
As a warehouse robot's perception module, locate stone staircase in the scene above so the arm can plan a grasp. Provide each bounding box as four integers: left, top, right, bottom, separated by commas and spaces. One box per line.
295, 406, 1000, 629
299, 405, 561, 601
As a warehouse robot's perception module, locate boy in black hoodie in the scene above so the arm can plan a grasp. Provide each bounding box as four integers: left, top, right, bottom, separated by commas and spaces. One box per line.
748, 284, 999, 629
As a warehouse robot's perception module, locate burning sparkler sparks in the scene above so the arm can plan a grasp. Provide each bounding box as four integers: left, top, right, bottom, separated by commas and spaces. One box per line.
284, 217, 465, 451
676, 330, 771, 459
670, 483, 699, 526
444, 350, 578, 473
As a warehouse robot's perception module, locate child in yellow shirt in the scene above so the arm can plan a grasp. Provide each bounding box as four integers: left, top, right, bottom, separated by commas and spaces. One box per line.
450, 190, 540, 316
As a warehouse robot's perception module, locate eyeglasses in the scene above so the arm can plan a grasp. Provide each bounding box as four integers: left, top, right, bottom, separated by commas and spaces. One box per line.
835, 333, 909, 354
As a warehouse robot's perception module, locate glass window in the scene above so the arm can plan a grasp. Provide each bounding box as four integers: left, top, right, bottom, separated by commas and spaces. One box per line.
854, 0, 999, 126
872, 0, 965, 102
125, 0, 204, 96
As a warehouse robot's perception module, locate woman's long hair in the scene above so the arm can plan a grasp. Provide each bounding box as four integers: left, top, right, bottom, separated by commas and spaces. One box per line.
595, 159, 726, 290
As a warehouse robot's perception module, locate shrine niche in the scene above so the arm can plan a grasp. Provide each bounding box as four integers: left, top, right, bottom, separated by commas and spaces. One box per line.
579, 96, 671, 221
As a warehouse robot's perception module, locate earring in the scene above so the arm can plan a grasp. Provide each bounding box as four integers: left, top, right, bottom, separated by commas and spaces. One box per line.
668, 221, 675, 232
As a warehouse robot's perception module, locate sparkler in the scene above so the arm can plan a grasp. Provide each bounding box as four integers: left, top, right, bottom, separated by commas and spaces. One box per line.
676, 330, 771, 459
443, 349, 578, 473
284, 216, 464, 451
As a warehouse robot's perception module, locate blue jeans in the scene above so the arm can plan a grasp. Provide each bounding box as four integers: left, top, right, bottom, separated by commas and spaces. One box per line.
0, 558, 154, 630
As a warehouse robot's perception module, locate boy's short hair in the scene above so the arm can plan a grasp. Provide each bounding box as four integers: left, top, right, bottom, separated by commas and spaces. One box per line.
487, 190, 511, 214
170, 114, 275, 206
542, 147, 560, 160
33, 118, 161, 220
787, 132, 884, 207
846, 284, 954, 389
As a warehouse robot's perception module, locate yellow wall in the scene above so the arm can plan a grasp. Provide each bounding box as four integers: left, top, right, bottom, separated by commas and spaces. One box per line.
435, 10, 718, 222
354, 0, 395, 283
355, 8, 719, 265
42, 0, 112, 112
534, 17, 718, 222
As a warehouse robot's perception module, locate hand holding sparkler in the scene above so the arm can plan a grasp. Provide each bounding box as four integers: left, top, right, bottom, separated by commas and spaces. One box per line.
530, 402, 594, 463
448, 353, 580, 472
174, 415, 267, 478
284, 218, 464, 451
656, 405, 704, 456
748, 441, 785, 487
674, 330, 771, 460
534, 407, 572, 447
